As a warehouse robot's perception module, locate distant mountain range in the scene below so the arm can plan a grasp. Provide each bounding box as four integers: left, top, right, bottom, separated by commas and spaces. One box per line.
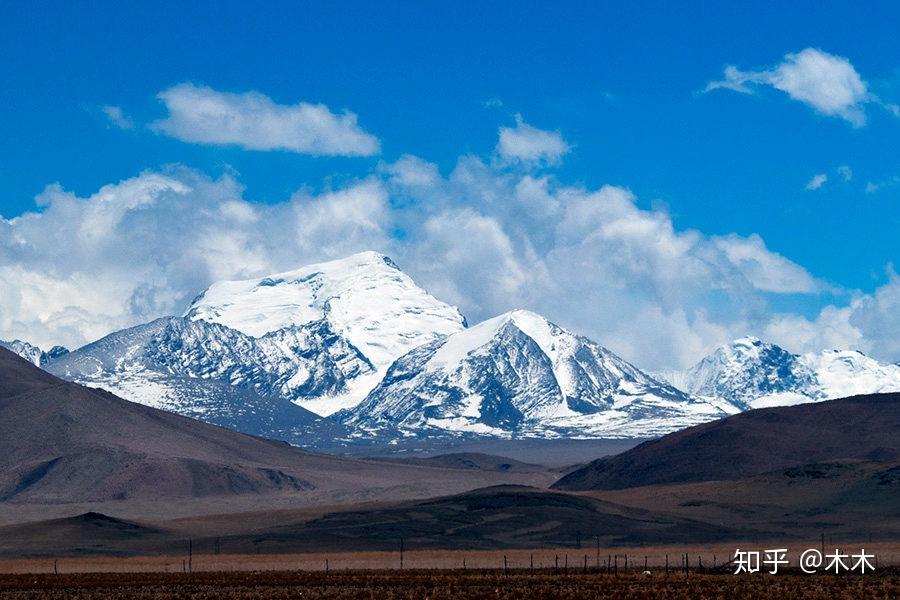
5, 251, 900, 447
664, 336, 900, 410
0, 339, 68, 367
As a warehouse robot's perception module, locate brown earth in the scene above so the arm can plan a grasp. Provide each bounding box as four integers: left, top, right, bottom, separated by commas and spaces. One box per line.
587, 460, 900, 540
0, 346, 559, 516
553, 392, 900, 491
3, 346, 900, 566
0, 568, 898, 599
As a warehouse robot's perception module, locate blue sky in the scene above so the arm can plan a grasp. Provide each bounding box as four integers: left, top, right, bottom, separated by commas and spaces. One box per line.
0, 2, 898, 368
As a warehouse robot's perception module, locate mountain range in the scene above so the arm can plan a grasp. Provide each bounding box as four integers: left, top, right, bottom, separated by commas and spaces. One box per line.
5, 251, 900, 447
3, 349, 897, 555
666, 336, 900, 410
0, 339, 68, 367
344, 309, 726, 440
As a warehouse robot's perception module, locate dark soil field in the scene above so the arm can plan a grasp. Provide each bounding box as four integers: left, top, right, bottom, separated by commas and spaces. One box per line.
1, 569, 897, 599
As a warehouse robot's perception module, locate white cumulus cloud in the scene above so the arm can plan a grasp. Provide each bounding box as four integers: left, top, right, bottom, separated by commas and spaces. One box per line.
705, 48, 890, 126
152, 83, 380, 156
3, 119, 896, 370
496, 114, 570, 166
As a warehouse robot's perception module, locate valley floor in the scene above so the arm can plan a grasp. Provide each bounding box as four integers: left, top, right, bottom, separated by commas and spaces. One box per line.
2, 543, 899, 574
1, 567, 897, 600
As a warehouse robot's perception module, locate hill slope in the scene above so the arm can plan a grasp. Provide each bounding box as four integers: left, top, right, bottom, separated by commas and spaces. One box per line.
552, 392, 900, 490
0, 347, 551, 505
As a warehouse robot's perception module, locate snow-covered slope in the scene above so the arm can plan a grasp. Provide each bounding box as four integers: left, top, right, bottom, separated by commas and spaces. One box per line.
186, 252, 466, 370
45, 252, 466, 442
184, 251, 465, 414
0, 339, 68, 367
42, 318, 342, 442
675, 337, 900, 409
804, 349, 900, 400
344, 310, 731, 439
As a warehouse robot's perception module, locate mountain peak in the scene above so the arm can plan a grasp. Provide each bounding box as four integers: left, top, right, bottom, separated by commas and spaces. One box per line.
730, 336, 764, 348
185, 251, 464, 341
346, 307, 721, 438
424, 309, 559, 372
178, 252, 466, 415
0, 339, 69, 367
680, 337, 900, 410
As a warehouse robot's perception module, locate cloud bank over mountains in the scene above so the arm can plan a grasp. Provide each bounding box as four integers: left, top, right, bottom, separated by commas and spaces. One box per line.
1, 77, 897, 370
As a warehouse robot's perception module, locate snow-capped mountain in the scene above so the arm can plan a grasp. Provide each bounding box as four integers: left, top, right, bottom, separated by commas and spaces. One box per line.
184, 251, 466, 414
0, 339, 68, 367
42, 317, 343, 442
673, 337, 900, 409
343, 310, 731, 439
34, 250, 899, 448
44, 252, 465, 443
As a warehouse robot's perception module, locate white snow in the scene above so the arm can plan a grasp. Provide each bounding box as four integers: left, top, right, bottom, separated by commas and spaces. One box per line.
746, 391, 814, 409
805, 349, 900, 399
509, 310, 580, 398
184, 251, 467, 415
0, 339, 43, 366
426, 309, 580, 400
349, 308, 729, 439
678, 337, 900, 410
295, 371, 385, 416
187, 251, 466, 372
426, 312, 510, 370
